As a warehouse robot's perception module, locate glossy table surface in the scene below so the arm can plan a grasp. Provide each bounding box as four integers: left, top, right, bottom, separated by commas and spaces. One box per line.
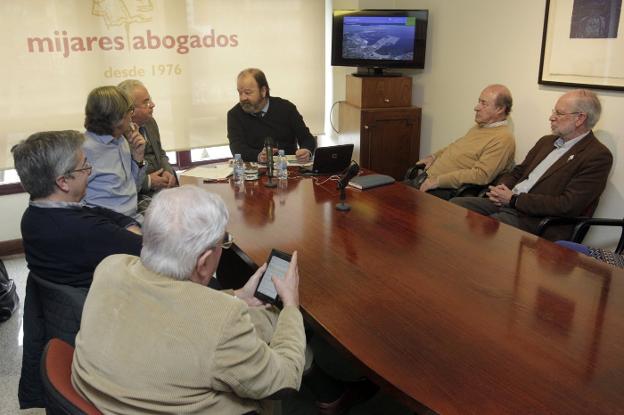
181, 171, 624, 415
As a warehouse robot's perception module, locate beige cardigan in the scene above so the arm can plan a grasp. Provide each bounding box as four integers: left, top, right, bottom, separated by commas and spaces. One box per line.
72, 254, 306, 414
429, 124, 515, 188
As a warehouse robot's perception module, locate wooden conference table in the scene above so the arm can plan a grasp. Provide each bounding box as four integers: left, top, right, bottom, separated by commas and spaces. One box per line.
181, 170, 624, 415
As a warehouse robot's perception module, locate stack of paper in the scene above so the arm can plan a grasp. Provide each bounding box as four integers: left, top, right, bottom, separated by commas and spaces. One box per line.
182, 164, 232, 180
286, 155, 313, 167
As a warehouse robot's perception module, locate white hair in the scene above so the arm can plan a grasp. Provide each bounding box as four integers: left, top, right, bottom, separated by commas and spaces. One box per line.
117, 79, 146, 98
140, 185, 229, 280
571, 89, 602, 129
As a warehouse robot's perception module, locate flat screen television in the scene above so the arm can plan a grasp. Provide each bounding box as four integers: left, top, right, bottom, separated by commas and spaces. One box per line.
331, 9, 428, 77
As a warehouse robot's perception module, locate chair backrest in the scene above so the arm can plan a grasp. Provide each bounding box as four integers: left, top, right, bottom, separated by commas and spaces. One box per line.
19, 273, 90, 409
40, 338, 102, 415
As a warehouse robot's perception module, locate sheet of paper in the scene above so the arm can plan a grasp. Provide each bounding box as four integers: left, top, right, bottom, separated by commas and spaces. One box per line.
182, 164, 232, 180
286, 155, 313, 167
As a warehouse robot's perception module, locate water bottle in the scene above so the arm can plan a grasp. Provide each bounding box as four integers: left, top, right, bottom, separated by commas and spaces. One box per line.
277, 150, 288, 180
233, 154, 245, 186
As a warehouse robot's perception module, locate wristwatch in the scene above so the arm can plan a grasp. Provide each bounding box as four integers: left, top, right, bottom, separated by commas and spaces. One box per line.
509, 194, 519, 209
132, 159, 147, 169
133, 159, 147, 168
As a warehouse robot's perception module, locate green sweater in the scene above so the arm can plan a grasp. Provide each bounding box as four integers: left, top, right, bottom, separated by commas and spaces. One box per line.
429, 124, 515, 188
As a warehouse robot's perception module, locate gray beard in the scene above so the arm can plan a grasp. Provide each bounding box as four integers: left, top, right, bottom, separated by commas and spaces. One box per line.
240, 102, 259, 113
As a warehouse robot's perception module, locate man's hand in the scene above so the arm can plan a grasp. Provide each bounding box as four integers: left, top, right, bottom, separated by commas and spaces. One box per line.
124, 123, 146, 162
487, 184, 514, 207
417, 154, 435, 170
162, 170, 177, 187
419, 177, 438, 192
257, 148, 279, 163
149, 169, 177, 190
234, 263, 268, 307
295, 148, 312, 162
273, 251, 300, 307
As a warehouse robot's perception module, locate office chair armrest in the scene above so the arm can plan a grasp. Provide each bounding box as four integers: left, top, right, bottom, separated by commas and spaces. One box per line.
404, 163, 426, 181
571, 217, 624, 254
536, 216, 591, 237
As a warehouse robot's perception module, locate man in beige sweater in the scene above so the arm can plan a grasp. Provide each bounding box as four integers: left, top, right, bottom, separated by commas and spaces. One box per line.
412, 84, 516, 200
71, 185, 306, 414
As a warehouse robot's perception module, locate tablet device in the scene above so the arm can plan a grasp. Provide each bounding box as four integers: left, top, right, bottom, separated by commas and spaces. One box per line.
254, 249, 292, 305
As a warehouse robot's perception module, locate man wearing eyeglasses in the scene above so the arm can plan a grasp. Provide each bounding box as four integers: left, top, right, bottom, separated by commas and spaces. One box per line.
13, 130, 142, 409
452, 89, 613, 241
118, 80, 177, 212
13, 130, 142, 287
72, 185, 306, 414
83, 85, 147, 221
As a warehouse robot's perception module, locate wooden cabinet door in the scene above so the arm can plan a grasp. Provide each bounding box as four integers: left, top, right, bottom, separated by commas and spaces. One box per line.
346, 76, 412, 108
360, 108, 421, 180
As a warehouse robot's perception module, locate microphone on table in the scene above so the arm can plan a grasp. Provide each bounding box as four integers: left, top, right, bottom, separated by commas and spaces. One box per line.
336, 161, 360, 211
264, 136, 277, 188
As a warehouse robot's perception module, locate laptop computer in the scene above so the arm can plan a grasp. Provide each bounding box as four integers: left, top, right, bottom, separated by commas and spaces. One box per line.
300, 144, 354, 175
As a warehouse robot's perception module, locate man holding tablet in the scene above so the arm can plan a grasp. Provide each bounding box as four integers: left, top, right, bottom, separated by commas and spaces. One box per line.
72, 185, 305, 414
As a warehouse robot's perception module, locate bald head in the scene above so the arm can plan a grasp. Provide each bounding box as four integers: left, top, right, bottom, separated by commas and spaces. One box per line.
486, 84, 513, 115
474, 84, 513, 126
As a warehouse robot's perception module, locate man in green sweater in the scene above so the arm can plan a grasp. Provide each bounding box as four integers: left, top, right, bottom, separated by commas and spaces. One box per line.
412, 84, 516, 200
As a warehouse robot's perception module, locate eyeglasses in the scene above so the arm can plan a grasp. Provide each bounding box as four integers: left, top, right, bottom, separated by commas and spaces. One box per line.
218, 232, 234, 249
66, 160, 92, 176
551, 109, 581, 118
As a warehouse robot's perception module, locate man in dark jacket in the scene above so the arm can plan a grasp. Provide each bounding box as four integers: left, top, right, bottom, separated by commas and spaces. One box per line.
12, 130, 142, 408
452, 89, 613, 241
118, 79, 177, 212
227, 68, 317, 162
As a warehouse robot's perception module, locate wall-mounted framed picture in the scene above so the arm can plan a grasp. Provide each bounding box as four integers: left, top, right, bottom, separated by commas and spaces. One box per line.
538, 0, 624, 91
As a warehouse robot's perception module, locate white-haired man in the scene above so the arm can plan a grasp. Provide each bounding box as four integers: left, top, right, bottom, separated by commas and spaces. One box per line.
72, 185, 306, 414
118, 79, 177, 211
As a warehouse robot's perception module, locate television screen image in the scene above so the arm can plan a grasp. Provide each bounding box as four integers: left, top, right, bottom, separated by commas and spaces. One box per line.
332, 9, 428, 75
342, 16, 416, 61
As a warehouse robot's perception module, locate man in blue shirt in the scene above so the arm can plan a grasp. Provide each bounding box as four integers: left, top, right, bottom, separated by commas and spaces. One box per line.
83, 85, 147, 221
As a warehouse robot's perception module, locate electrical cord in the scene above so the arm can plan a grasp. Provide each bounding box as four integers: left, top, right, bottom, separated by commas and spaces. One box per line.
329, 101, 343, 134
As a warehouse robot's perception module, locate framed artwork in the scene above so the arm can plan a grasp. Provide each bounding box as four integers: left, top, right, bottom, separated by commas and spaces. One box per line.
538, 0, 624, 91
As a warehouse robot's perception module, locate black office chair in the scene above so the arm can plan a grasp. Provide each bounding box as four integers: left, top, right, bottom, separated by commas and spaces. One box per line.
19, 273, 88, 409
404, 163, 498, 199
540, 216, 624, 254
535, 196, 607, 243
216, 244, 258, 289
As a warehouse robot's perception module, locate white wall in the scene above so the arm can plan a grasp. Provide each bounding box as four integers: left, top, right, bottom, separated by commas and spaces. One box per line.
2, 0, 623, 246
330, 0, 624, 247
0, 193, 28, 241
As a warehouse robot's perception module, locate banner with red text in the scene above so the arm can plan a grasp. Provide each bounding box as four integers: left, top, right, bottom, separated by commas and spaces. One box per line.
0, 0, 325, 169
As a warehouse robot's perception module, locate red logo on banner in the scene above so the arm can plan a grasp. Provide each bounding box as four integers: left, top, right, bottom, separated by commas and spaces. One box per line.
26, 0, 239, 58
